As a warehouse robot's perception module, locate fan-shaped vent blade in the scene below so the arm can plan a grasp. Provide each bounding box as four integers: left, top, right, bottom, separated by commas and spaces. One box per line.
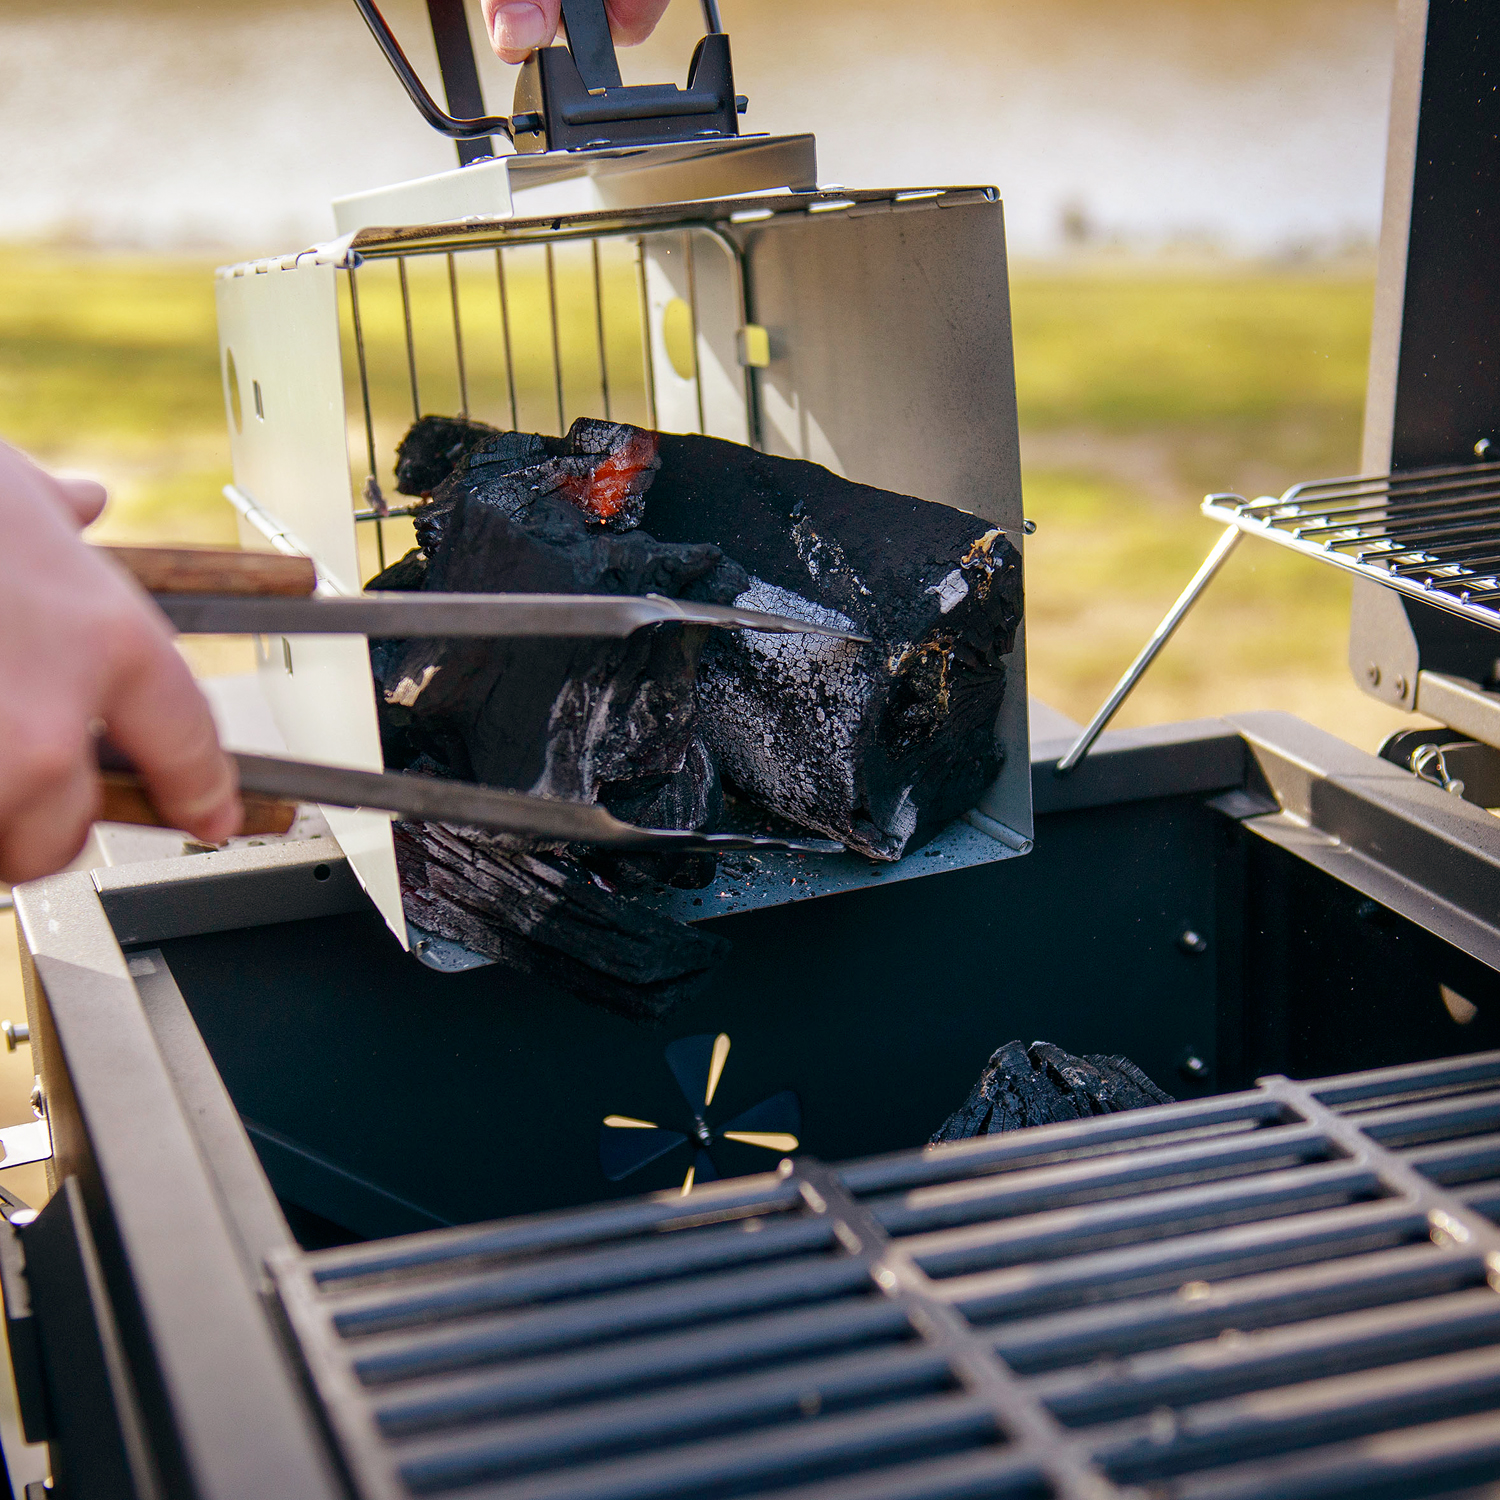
721, 1089, 801, 1139
664, 1034, 721, 1109
602, 1115, 657, 1129
705, 1034, 731, 1106
721, 1132, 799, 1153
598, 1125, 686, 1182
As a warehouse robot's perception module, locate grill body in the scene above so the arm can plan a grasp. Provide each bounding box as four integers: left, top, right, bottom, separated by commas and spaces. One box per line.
15, 711, 1500, 1499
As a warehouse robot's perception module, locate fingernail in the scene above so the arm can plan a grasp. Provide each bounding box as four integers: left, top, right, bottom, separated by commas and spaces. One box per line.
492, 2, 548, 55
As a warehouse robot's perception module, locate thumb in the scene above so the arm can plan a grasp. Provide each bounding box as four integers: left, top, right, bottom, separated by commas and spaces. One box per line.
483, 0, 560, 63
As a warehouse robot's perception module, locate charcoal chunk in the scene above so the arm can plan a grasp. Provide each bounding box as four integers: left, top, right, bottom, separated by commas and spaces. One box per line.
593, 735, 722, 891
930, 1040, 1174, 1143
395, 415, 502, 496
641, 435, 1023, 859
365, 547, 427, 592
376, 485, 747, 807
394, 820, 726, 1022
413, 418, 659, 554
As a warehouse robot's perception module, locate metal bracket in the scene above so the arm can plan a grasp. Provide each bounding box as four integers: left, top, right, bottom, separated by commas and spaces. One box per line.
1414, 670, 1500, 751
0, 1121, 51, 1174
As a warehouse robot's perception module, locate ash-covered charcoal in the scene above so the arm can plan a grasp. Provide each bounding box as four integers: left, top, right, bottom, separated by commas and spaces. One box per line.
641, 436, 1023, 860
930, 1040, 1174, 1142
377, 486, 746, 803
394, 415, 502, 497
393, 820, 727, 1022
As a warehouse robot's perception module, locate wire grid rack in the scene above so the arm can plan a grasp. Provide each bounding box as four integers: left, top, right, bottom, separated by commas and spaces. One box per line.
334, 222, 754, 579
274, 1048, 1500, 1500
1203, 462, 1500, 633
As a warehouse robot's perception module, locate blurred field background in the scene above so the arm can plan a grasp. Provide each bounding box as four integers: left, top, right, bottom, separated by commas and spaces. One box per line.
0, 242, 1409, 742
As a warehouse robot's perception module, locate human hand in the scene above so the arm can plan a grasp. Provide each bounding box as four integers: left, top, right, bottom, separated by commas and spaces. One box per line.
0, 441, 240, 883
481, 0, 673, 65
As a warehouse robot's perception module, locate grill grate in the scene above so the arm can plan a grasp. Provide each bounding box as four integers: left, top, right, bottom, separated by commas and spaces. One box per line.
273, 1051, 1500, 1500
1203, 462, 1500, 633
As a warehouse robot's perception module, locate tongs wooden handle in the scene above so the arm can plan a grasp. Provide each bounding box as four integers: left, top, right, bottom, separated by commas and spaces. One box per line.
100, 544, 317, 597
95, 548, 309, 837
99, 772, 299, 839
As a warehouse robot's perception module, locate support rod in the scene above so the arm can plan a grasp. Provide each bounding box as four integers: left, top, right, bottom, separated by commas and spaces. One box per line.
1054, 523, 1242, 774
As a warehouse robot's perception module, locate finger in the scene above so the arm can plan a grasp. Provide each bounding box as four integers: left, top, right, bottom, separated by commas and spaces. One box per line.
0, 743, 100, 887
605, 0, 672, 45
482, 0, 559, 62
103, 625, 242, 845
53, 475, 109, 530
0, 439, 105, 530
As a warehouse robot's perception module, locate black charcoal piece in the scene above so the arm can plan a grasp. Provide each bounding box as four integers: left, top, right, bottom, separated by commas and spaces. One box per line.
376, 486, 746, 806
413, 418, 659, 554
592, 736, 722, 891
641, 435, 1023, 860
394, 415, 502, 497
393, 821, 727, 1022
930, 1040, 1174, 1142
365, 547, 427, 592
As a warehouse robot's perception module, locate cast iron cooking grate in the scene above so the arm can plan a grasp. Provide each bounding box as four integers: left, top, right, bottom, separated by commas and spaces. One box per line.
272, 1051, 1500, 1500
1203, 462, 1500, 634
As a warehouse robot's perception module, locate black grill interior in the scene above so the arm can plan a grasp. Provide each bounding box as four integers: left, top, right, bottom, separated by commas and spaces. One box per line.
273, 1052, 1500, 1500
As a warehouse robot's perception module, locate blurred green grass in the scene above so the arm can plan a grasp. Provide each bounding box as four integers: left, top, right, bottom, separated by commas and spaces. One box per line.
0, 244, 1419, 746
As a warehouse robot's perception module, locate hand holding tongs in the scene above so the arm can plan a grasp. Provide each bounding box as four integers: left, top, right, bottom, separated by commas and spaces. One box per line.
94, 546, 854, 856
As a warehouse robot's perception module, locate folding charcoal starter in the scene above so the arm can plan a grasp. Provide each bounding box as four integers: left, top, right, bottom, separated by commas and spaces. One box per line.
10, 2, 1500, 1496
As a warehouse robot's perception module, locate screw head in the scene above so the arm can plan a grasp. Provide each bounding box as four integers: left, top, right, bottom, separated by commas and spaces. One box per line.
1178, 929, 1208, 955
1179, 1052, 1211, 1082
1477, 438, 1492, 459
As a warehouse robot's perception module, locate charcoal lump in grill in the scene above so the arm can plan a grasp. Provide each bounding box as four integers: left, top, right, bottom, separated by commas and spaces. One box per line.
641, 435, 1023, 860
370, 414, 1024, 1013
373, 431, 742, 805
931, 1040, 1174, 1141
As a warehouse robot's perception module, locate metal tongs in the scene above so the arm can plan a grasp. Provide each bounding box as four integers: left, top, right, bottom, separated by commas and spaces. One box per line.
97, 546, 857, 856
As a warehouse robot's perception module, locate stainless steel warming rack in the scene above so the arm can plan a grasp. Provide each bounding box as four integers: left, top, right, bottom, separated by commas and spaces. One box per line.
1203, 461, 1500, 634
